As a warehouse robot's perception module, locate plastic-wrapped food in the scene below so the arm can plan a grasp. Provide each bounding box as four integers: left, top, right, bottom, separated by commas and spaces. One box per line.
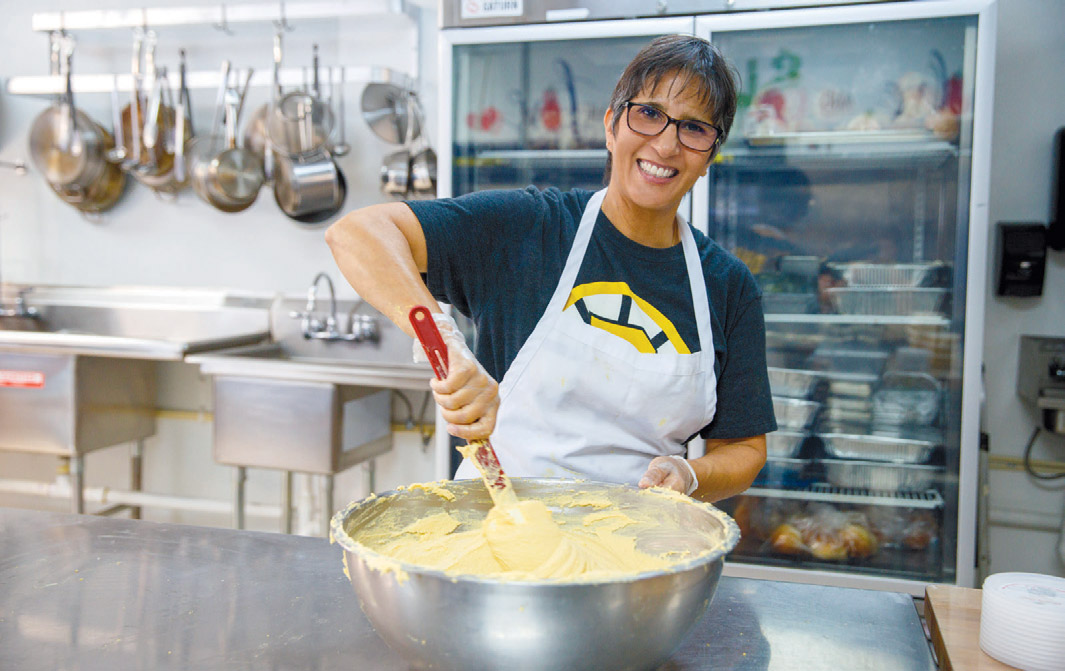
839, 521, 879, 559
864, 506, 938, 550
902, 510, 937, 550
735, 496, 799, 542
767, 503, 879, 561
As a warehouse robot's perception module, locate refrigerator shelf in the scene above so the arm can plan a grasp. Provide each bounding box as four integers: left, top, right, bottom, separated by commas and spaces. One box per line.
469, 149, 609, 163
763, 313, 949, 326
745, 484, 944, 510
719, 140, 957, 169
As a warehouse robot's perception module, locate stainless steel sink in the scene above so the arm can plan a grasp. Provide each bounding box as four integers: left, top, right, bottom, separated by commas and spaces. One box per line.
187, 295, 432, 390
186, 292, 433, 532
0, 284, 273, 360
0, 283, 275, 514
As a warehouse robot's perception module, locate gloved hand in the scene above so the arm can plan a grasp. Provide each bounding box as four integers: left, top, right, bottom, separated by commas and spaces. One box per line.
413, 312, 499, 441
638, 455, 698, 496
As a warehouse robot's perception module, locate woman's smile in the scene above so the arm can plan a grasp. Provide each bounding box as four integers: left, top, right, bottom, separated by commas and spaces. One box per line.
637, 158, 679, 180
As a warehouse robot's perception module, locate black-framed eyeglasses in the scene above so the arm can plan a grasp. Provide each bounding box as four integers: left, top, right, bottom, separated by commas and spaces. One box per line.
623, 101, 722, 153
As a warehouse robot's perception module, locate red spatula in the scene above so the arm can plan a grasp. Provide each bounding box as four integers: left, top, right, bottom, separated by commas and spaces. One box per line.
409, 306, 518, 508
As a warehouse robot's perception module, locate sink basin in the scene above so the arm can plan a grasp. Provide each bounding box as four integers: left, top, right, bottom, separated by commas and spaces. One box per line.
0, 284, 273, 360
187, 296, 432, 390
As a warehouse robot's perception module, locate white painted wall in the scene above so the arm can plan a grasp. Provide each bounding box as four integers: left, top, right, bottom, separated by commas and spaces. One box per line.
1, 0, 1063, 579
0, 0, 440, 532
983, 0, 1065, 579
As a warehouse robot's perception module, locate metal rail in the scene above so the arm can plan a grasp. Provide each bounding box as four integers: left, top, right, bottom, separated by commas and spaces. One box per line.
31, 0, 395, 33
6, 65, 414, 97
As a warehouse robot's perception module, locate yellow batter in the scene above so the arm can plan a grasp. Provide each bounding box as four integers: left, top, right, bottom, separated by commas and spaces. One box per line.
350, 484, 691, 581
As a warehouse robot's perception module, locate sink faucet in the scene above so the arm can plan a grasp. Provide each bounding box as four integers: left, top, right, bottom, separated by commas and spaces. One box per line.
0, 287, 40, 319
290, 272, 378, 343
0, 222, 40, 319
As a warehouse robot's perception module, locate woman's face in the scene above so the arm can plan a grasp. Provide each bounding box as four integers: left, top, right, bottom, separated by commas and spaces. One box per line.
604, 72, 714, 218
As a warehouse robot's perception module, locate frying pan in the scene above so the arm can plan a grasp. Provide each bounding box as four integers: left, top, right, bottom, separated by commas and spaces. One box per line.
119, 31, 176, 177
360, 82, 421, 145
209, 68, 262, 205
244, 29, 284, 181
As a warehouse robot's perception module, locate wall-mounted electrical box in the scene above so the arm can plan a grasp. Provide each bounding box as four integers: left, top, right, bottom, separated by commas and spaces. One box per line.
1018, 335, 1065, 434
996, 223, 1047, 296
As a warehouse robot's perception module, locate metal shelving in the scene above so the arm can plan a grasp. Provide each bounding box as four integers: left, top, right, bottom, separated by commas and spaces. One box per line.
5, 67, 414, 97
6, 0, 416, 97
745, 484, 945, 509
30, 0, 396, 33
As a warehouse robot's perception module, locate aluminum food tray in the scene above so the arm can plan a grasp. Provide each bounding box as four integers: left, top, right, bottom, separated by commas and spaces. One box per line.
827, 262, 939, 287
826, 287, 948, 316
766, 430, 806, 458
872, 372, 941, 427
772, 397, 820, 431
808, 346, 890, 376
821, 459, 940, 492
820, 433, 936, 464
823, 371, 880, 398
767, 367, 822, 399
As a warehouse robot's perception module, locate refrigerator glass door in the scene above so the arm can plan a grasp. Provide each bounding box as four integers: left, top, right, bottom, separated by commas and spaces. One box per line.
703, 15, 979, 585
451, 36, 656, 195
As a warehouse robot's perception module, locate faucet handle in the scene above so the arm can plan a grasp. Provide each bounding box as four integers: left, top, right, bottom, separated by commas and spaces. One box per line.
14, 288, 39, 318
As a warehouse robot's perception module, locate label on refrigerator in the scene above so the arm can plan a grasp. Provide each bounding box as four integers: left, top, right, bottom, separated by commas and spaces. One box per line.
461, 0, 522, 20
0, 370, 45, 388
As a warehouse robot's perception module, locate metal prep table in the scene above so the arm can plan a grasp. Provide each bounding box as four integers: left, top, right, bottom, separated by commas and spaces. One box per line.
0, 508, 936, 670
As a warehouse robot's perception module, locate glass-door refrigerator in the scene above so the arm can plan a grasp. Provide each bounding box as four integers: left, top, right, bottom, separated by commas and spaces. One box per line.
439, 16, 695, 199
438, 0, 997, 594
694, 1, 996, 594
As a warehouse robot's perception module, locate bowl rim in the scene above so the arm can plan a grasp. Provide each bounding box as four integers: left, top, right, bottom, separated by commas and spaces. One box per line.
330, 477, 741, 586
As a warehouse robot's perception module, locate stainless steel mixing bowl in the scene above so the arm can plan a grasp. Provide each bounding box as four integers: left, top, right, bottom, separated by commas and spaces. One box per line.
330, 478, 740, 671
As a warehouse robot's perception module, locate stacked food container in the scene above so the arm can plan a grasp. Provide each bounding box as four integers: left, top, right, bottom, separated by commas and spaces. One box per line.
725, 256, 955, 580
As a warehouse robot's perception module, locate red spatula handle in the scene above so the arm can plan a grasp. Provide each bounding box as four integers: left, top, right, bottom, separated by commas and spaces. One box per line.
408, 306, 514, 500
409, 306, 449, 381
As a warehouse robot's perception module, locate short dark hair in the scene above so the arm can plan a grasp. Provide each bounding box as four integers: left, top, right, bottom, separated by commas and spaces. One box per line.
604, 35, 739, 180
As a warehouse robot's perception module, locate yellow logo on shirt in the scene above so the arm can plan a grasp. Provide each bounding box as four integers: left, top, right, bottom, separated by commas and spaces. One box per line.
564, 281, 690, 354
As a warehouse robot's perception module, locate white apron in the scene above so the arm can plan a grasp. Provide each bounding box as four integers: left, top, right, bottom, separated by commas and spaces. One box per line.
455, 188, 718, 484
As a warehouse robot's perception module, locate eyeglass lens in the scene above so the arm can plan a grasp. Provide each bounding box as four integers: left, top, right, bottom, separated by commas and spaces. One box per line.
626, 103, 718, 152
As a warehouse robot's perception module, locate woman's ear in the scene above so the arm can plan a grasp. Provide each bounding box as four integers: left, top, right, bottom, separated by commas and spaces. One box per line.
603, 108, 615, 153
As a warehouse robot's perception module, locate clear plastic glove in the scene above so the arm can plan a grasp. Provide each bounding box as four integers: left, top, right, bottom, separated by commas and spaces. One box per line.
413, 312, 499, 441
638, 455, 698, 496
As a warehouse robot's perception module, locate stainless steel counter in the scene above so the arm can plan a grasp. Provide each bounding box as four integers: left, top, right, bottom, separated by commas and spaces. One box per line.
0, 508, 935, 670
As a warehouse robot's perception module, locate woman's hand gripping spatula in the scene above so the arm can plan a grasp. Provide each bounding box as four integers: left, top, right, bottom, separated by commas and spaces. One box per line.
409, 306, 519, 509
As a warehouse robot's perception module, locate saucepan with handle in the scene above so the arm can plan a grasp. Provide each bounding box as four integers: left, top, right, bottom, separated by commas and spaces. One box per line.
29, 40, 126, 213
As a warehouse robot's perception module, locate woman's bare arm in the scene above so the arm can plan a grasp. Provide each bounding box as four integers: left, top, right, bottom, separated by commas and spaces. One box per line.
689, 435, 767, 502
325, 202, 437, 338
325, 203, 500, 440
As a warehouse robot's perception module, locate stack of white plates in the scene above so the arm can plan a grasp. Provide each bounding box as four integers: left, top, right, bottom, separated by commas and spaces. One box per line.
979, 572, 1065, 671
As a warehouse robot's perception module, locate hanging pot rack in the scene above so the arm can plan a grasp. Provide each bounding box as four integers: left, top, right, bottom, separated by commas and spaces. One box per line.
6, 67, 414, 98
7, 0, 417, 97
29, 0, 398, 33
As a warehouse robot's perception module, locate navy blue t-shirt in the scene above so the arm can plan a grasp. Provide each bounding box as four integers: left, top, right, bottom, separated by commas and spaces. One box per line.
407, 186, 777, 441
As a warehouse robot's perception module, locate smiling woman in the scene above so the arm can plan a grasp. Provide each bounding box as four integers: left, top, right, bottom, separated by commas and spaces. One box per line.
326, 34, 774, 503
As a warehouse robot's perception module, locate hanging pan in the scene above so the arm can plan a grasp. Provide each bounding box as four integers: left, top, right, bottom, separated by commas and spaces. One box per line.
28, 42, 126, 213
360, 82, 421, 145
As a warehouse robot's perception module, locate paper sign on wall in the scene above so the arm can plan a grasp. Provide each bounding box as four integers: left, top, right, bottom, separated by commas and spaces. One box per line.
0, 370, 45, 388
461, 0, 523, 20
